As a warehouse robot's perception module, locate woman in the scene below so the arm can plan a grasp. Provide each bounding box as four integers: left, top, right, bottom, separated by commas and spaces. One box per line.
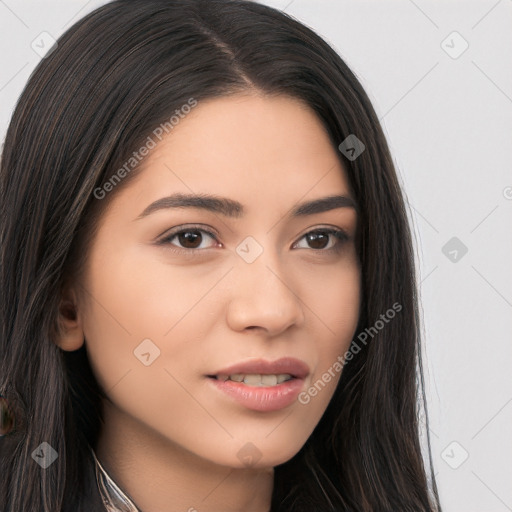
0, 0, 442, 510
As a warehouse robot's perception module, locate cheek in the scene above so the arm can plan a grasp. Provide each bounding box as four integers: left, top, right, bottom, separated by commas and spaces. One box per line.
78, 257, 223, 441
79, 247, 228, 390
302, 253, 361, 348
297, 259, 361, 407
320, 268, 360, 337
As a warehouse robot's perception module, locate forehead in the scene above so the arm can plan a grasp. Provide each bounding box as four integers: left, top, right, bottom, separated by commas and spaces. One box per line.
113, 93, 353, 216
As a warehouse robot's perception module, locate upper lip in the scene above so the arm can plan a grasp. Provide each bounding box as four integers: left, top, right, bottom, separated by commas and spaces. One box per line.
209, 357, 310, 379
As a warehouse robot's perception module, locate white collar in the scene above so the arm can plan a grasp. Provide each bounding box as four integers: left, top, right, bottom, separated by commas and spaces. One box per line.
90, 445, 141, 512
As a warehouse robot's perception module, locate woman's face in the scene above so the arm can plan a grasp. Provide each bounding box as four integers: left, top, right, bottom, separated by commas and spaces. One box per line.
69, 93, 361, 468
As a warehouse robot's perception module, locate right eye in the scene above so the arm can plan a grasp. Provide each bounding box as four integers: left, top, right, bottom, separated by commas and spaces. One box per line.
156, 225, 221, 251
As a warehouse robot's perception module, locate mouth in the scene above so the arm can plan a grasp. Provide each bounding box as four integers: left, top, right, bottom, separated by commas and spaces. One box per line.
207, 373, 295, 387
206, 357, 309, 412
207, 356, 309, 384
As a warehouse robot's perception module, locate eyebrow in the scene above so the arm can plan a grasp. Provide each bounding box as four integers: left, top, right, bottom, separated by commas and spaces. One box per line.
134, 192, 357, 220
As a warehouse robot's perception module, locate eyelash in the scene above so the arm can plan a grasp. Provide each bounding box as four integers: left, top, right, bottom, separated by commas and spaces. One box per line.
155, 224, 350, 255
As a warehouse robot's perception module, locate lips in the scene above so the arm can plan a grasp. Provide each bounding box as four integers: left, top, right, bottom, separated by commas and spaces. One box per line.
206, 357, 310, 412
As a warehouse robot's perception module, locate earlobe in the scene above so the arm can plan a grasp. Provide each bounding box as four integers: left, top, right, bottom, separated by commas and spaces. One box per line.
55, 295, 85, 352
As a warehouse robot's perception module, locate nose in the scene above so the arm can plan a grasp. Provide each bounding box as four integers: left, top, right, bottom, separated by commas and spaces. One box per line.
226, 253, 305, 337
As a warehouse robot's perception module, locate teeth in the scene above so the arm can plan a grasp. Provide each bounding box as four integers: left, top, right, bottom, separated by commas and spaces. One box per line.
215, 373, 293, 386
261, 375, 278, 386
243, 374, 262, 386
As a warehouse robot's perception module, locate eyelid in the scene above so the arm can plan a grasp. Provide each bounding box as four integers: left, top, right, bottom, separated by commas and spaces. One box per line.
295, 225, 349, 240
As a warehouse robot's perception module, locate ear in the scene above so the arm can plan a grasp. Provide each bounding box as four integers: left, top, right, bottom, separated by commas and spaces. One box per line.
54, 289, 85, 351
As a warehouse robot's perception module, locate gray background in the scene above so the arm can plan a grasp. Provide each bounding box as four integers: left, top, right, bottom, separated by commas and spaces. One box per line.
1, 0, 511, 510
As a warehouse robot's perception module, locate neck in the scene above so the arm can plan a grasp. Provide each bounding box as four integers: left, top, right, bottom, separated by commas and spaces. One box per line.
95, 399, 274, 512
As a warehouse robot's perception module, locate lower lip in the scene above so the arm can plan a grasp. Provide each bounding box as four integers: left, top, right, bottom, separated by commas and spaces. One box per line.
208, 377, 305, 412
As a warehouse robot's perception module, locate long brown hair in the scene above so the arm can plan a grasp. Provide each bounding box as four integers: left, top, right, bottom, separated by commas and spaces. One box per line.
0, 0, 441, 510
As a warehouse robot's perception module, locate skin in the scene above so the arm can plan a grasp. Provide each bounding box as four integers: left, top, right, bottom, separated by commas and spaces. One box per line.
56, 93, 361, 512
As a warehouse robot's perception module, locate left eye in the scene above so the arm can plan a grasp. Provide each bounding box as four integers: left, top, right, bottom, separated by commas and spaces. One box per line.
293, 229, 348, 250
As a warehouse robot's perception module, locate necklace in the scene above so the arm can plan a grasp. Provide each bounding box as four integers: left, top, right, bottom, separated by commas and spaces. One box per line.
90, 446, 141, 512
